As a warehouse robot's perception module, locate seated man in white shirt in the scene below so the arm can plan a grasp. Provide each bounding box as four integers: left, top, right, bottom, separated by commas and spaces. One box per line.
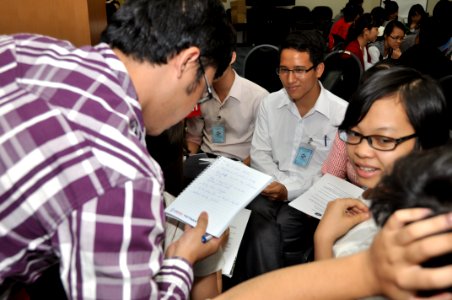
185, 45, 269, 165
230, 30, 348, 284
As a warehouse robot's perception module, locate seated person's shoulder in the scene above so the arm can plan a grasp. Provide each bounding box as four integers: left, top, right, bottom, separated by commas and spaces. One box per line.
238, 75, 270, 96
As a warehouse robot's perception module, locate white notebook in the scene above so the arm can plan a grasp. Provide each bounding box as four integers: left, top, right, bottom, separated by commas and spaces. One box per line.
289, 174, 364, 219
165, 156, 272, 237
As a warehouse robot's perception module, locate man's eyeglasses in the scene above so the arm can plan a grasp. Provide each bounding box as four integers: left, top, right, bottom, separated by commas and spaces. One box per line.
276, 66, 315, 77
389, 35, 405, 42
198, 59, 213, 104
339, 129, 417, 151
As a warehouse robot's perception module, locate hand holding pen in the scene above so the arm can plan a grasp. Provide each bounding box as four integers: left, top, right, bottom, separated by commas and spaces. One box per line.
165, 211, 229, 265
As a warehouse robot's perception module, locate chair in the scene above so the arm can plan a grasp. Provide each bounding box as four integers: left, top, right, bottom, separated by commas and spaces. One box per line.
311, 6, 333, 40
289, 6, 313, 31
242, 44, 282, 93
321, 50, 363, 101
247, 7, 290, 45
439, 74, 452, 130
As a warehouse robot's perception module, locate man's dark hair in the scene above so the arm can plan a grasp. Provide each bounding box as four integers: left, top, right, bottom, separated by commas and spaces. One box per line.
101, 0, 235, 79
339, 67, 449, 150
279, 30, 326, 67
369, 145, 452, 297
383, 0, 399, 19
370, 145, 452, 225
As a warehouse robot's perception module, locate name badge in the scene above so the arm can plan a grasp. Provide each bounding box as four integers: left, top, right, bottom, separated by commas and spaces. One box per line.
294, 142, 315, 167
212, 124, 225, 143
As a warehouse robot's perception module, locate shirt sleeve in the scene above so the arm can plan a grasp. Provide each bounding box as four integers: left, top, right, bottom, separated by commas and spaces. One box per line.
321, 132, 348, 179
250, 99, 281, 180
368, 45, 380, 65
54, 178, 193, 300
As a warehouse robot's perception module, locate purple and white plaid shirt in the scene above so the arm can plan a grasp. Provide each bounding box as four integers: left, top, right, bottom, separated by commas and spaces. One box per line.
0, 34, 193, 299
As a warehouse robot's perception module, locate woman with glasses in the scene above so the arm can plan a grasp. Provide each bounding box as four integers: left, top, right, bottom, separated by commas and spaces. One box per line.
368, 20, 406, 65
313, 67, 449, 261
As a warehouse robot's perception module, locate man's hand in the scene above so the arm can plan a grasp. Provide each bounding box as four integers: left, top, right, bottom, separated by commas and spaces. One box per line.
314, 198, 370, 260
261, 181, 288, 201
166, 212, 229, 265
369, 209, 452, 299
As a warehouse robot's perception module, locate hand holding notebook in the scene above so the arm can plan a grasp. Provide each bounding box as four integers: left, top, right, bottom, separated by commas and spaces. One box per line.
165, 156, 272, 237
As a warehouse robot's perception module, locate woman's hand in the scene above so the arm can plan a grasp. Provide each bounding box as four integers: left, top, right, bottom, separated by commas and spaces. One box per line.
314, 198, 370, 259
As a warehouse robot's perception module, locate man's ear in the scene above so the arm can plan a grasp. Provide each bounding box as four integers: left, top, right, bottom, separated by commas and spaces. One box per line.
230, 51, 237, 65
315, 62, 325, 79
174, 46, 201, 78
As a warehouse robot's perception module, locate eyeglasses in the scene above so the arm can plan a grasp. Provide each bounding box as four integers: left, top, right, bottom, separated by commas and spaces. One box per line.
197, 59, 213, 104
389, 35, 405, 42
339, 129, 417, 151
276, 66, 315, 77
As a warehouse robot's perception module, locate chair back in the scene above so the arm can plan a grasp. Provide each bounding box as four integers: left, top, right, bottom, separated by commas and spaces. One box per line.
289, 6, 313, 31
243, 44, 282, 92
311, 6, 333, 40
321, 50, 363, 101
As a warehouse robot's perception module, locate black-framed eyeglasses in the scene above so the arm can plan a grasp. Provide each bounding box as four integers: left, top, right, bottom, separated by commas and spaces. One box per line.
339, 129, 417, 151
276, 66, 315, 77
197, 59, 213, 104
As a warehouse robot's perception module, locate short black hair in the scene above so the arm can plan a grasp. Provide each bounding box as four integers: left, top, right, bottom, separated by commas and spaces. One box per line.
370, 145, 452, 297
101, 0, 235, 79
383, 0, 399, 18
339, 67, 449, 150
370, 145, 452, 225
279, 30, 326, 67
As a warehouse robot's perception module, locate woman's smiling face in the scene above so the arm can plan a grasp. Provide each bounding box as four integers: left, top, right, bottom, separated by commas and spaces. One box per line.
346, 95, 417, 188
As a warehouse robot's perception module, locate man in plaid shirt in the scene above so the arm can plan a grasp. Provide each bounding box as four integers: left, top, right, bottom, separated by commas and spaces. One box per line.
0, 0, 234, 299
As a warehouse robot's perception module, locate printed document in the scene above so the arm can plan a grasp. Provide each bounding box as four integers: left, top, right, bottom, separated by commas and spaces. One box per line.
289, 174, 364, 219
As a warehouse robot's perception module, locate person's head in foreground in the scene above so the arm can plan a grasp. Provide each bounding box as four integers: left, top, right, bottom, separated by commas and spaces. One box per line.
338, 67, 449, 188
370, 145, 452, 297
102, 0, 235, 135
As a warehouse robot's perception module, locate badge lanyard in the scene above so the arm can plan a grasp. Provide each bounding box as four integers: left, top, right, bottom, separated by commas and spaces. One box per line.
294, 137, 315, 167
211, 114, 225, 144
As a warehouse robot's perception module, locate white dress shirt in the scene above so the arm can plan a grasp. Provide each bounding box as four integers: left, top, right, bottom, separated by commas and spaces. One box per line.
186, 70, 269, 160
251, 83, 348, 200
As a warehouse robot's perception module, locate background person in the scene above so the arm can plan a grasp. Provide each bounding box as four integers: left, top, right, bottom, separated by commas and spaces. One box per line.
368, 20, 406, 65
227, 30, 348, 287
185, 45, 268, 165
345, 13, 380, 70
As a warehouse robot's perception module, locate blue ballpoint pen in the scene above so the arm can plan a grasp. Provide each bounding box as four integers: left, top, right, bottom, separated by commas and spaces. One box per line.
201, 234, 213, 243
